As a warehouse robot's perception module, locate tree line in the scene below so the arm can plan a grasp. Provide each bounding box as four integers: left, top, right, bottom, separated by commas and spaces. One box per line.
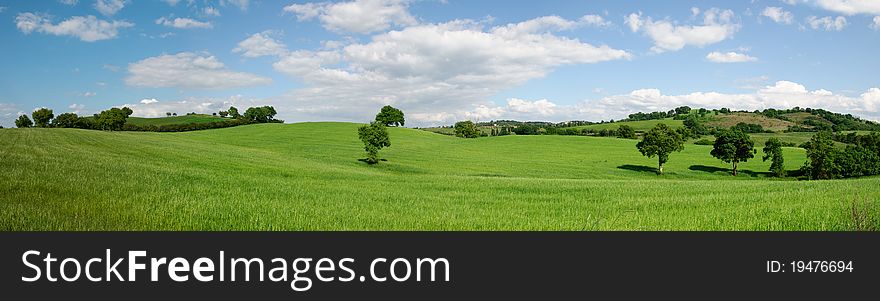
13, 105, 281, 132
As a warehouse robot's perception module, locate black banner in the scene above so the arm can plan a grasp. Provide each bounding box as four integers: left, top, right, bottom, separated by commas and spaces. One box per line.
1, 232, 877, 299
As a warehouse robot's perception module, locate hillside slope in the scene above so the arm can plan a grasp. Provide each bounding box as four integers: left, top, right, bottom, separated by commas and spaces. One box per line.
0, 123, 874, 230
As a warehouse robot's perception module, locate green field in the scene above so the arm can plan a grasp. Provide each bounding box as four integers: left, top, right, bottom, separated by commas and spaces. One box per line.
570, 118, 684, 132
125, 114, 228, 126
1, 123, 876, 230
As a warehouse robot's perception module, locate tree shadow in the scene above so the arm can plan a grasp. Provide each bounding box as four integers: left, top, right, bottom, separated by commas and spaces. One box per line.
357, 158, 388, 164
617, 164, 658, 174
688, 165, 769, 177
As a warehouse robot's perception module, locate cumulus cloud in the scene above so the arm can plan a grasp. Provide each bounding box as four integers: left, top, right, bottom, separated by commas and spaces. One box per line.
155, 16, 213, 29
267, 16, 629, 124
95, 0, 127, 16
813, 0, 880, 15
0, 103, 19, 127
140, 98, 158, 104
203, 7, 221, 17
283, 0, 418, 34
706, 51, 758, 63
15, 13, 133, 42
871, 16, 880, 30
60, 0, 79, 5
762, 7, 794, 24
575, 81, 880, 122
125, 52, 272, 89
233, 31, 289, 58
626, 8, 740, 53
807, 15, 848, 30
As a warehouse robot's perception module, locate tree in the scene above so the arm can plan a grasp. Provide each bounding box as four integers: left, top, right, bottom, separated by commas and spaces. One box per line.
375, 105, 405, 127
454, 121, 481, 138
32, 108, 54, 128
166, 112, 172, 117
219, 111, 228, 118
674, 106, 692, 115
802, 131, 837, 180
95, 107, 129, 131
228, 106, 241, 119
15, 114, 33, 128
52, 113, 80, 128
616, 125, 636, 139
710, 129, 756, 176
172, 113, 177, 116
243, 106, 277, 123
121, 107, 133, 117
358, 122, 391, 164
636, 123, 685, 174
762, 138, 785, 177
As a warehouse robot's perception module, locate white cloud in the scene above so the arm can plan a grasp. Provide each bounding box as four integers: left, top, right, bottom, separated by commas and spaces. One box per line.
626, 8, 740, 53
155, 17, 213, 29
81, 92, 97, 97
268, 17, 630, 124
125, 52, 272, 89
762, 7, 794, 24
95, 0, 127, 16
814, 0, 880, 15
706, 51, 758, 63
807, 15, 848, 30
233, 31, 289, 58
0, 103, 19, 127
140, 98, 159, 104
871, 16, 880, 30
284, 0, 418, 34
579, 15, 612, 28
163, 0, 181, 5
575, 81, 880, 122
60, 0, 79, 5
203, 7, 221, 17
15, 13, 133, 42
506, 98, 558, 116
782, 0, 799, 5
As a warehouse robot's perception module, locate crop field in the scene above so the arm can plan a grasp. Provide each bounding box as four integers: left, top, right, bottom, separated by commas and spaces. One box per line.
1, 122, 876, 231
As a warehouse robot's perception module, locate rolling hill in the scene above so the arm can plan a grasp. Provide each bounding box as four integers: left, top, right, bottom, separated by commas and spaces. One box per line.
1, 122, 874, 231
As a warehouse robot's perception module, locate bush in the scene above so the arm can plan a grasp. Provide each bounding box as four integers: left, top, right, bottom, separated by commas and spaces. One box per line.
454, 121, 481, 138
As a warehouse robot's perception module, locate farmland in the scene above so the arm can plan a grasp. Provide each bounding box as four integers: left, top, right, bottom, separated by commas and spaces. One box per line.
1, 122, 876, 231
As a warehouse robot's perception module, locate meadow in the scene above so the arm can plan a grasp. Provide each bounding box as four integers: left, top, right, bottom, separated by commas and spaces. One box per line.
1, 122, 876, 230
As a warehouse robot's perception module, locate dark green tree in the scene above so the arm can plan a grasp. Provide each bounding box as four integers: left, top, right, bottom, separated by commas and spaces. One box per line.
219, 111, 229, 118
801, 131, 837, 180
95, 107, 129, 131
762, 137, 785, 177
121, 107, 133, 117
375, 105, 405, 127
228, 106, 241, 119
32, 108, 54, 128
358, 122, 391, 164
52, 113, 80, 128
616, 125, 636, 139
243, 106, 278, 123
454, 121, 481, 138
636, 123, 685, 174
15, 114, 33, 128
710, 129, 756, 176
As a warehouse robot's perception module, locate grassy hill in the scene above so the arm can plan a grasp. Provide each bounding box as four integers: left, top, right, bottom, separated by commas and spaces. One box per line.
125, 114, 228, 126
1, 122, 875, 230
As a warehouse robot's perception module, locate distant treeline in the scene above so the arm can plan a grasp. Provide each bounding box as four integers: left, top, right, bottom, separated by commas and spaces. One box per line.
14, 105, 282, 132
760, 107, 880, 132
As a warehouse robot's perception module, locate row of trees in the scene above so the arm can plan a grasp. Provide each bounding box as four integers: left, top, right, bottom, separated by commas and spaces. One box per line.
636, 124, 784, 177
14, 105, 279, 132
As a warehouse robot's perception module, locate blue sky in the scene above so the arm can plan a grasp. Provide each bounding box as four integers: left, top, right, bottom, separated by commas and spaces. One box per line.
1, 0, 879, 127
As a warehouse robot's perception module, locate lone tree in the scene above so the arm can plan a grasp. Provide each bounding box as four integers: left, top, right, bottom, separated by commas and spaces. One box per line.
243, 106, 278, 123
710, 129, 756, 176
358, 122, 390, 164
375, 105, 405, 127
636, 123, 685, 174
763, 137, 786, 177
166, 112, 172, 117
616, 125, 636, 139
454, 121, 481, 138
15, 114, 34, 128
228, 106, 241, 119
32, 108, 54, 128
